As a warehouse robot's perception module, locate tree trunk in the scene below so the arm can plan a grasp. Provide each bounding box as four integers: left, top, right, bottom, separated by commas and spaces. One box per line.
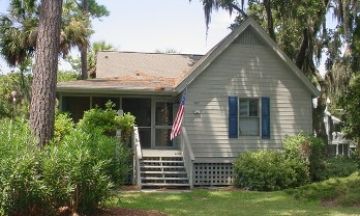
263, 0, 276, 41
30, 0, 63, 147
81, 46, 88, 79
296, 28, 309, 72
81, 0, 89, 80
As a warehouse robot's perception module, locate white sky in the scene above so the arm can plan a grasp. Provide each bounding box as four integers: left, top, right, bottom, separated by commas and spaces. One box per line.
0, 0, 236, 73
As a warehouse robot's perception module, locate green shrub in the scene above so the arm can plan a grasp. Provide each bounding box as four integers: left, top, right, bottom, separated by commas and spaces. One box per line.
54, 112, 74, 143
0, 118, 118, 215
118, 112, 136, 144
283, 133, 326, 181
0, 99, 10, 118
42, 131, 113, 214
234, 150, 309, 191
287, 172, 360, 207
0, 119, 50, 216
323, 156, 358, 178
76, 105, 133, 185
78, 102, 135, 138
77, 102, 121, 135
67, 129, 131, 186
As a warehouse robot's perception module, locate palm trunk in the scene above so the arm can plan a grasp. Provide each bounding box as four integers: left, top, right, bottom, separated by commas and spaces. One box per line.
81, 0, 89, 80
30, 0, 63, 147
81, 45, 88, 79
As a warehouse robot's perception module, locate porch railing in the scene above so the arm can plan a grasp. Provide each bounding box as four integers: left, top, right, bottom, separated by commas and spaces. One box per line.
180, 127, 195, 188
132, 126, 142, 186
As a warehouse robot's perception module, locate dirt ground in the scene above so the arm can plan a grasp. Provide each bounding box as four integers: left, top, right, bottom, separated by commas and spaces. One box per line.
94, 208, 167, 216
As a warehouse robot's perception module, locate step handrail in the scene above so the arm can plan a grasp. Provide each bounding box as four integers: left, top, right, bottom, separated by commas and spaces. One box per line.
180, 127, 194, 188
133, 126, 142, 159
132, 126, 142, 186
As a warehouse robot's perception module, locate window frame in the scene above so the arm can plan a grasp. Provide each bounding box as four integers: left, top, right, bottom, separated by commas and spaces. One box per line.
238, 97, 261, 137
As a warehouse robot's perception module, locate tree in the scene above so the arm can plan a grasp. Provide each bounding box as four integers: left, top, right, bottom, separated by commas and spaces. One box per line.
194, 0, 360, 145
190, 0, 246, 33
64, 41, 113, 78
339, 74, 360, 152
195, 0, 329, 140
29, 0, 63, 146
76, 0, 109, 79
0, 0, 90, 67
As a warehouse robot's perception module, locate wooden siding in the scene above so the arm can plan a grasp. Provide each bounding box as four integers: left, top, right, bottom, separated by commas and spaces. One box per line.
184, 27, 313, 159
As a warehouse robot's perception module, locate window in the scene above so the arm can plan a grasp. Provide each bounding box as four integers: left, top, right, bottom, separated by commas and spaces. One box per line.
239, 98, 259, 136
62, 96, 90, 122
228, 96, 270, 139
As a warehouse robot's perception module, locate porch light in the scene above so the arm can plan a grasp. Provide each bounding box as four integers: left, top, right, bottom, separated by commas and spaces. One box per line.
193, 110, 201, 115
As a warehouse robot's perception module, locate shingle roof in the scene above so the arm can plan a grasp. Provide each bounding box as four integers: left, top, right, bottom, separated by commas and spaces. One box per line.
57, 52, 202, 93
57, 18, 319, 97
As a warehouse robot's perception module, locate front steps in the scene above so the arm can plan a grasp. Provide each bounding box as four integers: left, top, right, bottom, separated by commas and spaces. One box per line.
139, 155, 190, 188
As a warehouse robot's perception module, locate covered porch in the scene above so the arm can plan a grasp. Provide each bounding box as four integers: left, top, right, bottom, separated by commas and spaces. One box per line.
59, 94, 180, 150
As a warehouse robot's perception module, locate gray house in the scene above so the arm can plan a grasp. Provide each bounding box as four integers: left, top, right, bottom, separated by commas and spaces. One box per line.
57, 18, 320, 188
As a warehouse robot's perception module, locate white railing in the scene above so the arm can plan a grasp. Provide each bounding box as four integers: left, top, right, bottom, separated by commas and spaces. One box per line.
132, 126, 142, 186
180, 127, 195, 188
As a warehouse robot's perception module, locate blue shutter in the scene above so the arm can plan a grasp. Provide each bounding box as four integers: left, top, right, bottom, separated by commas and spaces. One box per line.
228, 96, 238, 138
261, 97, 270, 139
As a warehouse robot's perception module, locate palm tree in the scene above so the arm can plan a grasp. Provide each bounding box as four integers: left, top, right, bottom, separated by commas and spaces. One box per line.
75, 0, 109, 79
0, 0, 90, 67
190, 0, 246, 33
0, 0, 38, 66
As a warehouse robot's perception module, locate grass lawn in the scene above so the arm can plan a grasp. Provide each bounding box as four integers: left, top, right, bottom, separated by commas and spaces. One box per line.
104, 189, 360, 216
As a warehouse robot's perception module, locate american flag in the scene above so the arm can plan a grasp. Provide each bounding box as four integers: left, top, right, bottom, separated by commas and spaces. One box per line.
170, 91, 186, 140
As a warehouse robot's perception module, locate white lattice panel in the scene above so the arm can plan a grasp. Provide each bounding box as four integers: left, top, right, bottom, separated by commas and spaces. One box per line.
193, 163, 234, 186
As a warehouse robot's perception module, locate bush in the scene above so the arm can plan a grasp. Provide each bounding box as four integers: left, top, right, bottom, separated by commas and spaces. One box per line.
0, 106, 135, 215
0, 119, 50, 216
283, 133, 326, 181
76, 105, 133, 185
234, 133, 327, 191
54, 112, 74, 143
42, 131, 113, 214
77, 103, 135, 140
69, 128, 131, 186
287, 172, 360, 207
78, 102, 120, 135
323, 156, 358, 179
234, 150, 309, 191
0, 118, 117, 215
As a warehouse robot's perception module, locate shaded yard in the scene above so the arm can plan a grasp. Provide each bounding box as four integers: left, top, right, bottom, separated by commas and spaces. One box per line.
104, 189, 360, 216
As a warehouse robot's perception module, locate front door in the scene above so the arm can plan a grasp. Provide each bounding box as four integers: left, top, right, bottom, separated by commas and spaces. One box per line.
154, 101, 176, 148
122, 98, 176, 149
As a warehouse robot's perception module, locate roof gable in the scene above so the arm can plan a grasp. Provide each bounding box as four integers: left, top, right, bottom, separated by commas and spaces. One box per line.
176, 17, 320, 97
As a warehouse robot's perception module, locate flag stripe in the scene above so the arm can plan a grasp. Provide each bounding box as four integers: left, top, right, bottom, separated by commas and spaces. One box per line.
170, 91, 186, 140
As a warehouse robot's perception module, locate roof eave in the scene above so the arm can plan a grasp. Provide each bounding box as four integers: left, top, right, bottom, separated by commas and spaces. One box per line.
56, 86, 177, 96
